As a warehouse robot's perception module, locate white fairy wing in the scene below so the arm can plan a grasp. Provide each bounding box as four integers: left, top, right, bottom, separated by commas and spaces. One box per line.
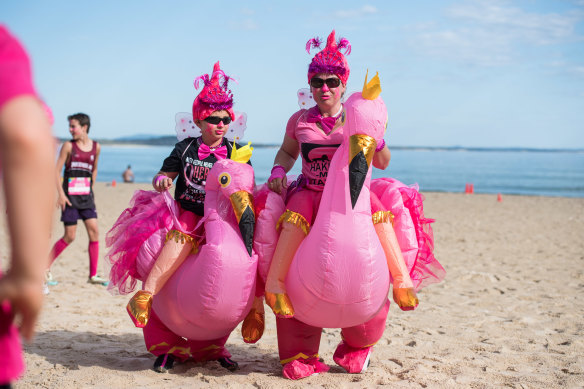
226, 111, 247, 142
298, 88, 316, 109
175, 112, 201, 141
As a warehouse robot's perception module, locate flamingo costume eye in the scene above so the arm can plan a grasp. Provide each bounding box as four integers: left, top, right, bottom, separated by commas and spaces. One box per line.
218, 173, 231, 187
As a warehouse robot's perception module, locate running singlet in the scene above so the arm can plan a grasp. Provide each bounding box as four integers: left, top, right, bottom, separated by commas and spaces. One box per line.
62, 141, 97, 209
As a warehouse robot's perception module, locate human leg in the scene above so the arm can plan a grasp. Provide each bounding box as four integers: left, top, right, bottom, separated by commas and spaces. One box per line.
143, 309, 190, 372
49, 224, 77, 266
185, 334, 238, 371
276, 316, 328, 379
334, 299, 390, 373
82, 217, 108, 284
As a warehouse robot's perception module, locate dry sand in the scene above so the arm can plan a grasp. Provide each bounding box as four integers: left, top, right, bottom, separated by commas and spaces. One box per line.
1, 182, 583, 388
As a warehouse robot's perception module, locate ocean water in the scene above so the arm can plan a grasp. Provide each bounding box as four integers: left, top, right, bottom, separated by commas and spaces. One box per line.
98, 145, 584, 198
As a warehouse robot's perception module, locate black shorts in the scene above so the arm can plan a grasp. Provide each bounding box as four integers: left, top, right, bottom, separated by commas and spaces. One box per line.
61, 205, 98, 226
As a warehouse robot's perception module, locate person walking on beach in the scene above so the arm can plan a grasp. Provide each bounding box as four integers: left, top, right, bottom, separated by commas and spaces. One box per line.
108, 61, 261, 373
264, 30, 429, 379
122, 164, 134, 183
47, 112, 108, 286
0, 25, 55, 388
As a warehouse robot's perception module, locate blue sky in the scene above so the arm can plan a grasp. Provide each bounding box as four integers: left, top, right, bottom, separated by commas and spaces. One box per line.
2, 0, 583, 148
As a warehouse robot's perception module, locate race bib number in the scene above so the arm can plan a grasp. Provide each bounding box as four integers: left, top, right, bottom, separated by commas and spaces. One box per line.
68, 177, 91, 195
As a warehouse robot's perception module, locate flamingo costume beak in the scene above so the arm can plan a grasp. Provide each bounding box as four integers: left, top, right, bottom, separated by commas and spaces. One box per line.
348, 134, 376, 209
230, 190, 255, 256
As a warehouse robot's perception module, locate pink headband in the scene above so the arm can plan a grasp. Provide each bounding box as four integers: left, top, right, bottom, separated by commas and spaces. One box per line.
192, 61, 236, 121
306, 29, 351, 85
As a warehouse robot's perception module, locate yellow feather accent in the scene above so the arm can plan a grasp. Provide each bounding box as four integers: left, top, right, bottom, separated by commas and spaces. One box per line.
230, 141, 253, 164
276, 210, 310, 235
362, 69, 382, 100
371, 210, 395, 226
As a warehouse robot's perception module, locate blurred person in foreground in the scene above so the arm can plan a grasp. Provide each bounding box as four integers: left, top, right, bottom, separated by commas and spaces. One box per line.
0, 25, 55, 388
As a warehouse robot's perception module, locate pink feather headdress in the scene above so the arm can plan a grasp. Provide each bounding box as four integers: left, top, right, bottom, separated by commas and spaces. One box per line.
306, 30, 351, 85
192, 61, 236, 121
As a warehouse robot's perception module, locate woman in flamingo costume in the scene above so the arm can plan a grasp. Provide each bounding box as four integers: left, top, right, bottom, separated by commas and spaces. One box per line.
263, 30, 445, 379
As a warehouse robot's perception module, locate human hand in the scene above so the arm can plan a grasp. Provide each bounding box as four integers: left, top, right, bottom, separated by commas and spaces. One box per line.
267, 165, 287, 194
268, 176, 287, 194
392, 287, 419, 311
57, 194, 71, 211
0, 272, 44, 342
154, 175, 173, 192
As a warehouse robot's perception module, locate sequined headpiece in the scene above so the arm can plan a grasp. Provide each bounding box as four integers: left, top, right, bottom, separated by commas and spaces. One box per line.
192, 61, 236, 121
306, 30, 351, 85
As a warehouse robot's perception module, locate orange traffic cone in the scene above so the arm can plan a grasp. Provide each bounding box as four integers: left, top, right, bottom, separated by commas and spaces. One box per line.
112, 179, 117, 187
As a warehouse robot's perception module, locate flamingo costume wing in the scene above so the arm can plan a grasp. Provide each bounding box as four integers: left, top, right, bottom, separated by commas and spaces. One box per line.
153, 158, 258, 340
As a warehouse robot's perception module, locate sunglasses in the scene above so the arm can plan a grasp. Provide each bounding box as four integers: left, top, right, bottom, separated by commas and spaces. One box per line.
204, 116, 232, 125
310, 77, 341, 89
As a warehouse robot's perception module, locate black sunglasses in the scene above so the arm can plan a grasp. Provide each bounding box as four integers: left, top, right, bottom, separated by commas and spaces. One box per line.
310, 77, 341, 89
204, 116, 232, 125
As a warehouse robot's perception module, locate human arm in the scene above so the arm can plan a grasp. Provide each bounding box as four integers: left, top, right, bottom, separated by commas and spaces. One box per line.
267, 134, 300, 194
92, 141, 100, 186
55, 140, 72, 210
0, 96, 55, 341
372, 142, 391, 170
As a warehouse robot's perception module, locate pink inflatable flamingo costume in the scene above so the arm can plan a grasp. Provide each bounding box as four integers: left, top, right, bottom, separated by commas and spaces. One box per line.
287, 81, 389, 329
261, 72, 445, 379
143, 146, 258, 362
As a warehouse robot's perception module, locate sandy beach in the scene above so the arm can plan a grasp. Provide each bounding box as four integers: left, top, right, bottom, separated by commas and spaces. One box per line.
1, 182, 583, 388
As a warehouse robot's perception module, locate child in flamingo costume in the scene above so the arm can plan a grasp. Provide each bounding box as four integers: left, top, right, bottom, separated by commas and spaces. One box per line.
263, 30, 445, 379
106, 62, 263, 373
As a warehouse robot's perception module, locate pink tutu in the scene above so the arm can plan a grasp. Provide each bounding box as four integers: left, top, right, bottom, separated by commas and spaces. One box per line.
370, 177, 445, 291
105, 191, 181, 295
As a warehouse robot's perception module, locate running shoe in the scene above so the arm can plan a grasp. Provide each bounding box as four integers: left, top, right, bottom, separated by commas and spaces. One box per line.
88, 275, 109, 286
153, 354, 175, 373
218, 357, 239, 371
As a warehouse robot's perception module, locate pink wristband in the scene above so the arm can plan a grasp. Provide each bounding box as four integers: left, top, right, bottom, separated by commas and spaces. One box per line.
155, 175, 166, 186
375, 139, 386, 152
268, 165, 286, 183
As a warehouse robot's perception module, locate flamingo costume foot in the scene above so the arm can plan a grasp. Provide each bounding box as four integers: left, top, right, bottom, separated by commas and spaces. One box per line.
333, 342, 372, 373
282, 358, 329, 380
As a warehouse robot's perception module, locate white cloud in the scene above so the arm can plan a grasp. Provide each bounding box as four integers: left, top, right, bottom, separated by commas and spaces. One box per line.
411, 0, 584, 66
334, 5, 378, 19
231, 18, 259, 31
447, 0, 580, 45
240, 7, 255, 16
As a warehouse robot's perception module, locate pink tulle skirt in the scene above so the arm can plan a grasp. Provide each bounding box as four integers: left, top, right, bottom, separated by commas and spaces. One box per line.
370, 177, 445, 291
105, 190, 181, 295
